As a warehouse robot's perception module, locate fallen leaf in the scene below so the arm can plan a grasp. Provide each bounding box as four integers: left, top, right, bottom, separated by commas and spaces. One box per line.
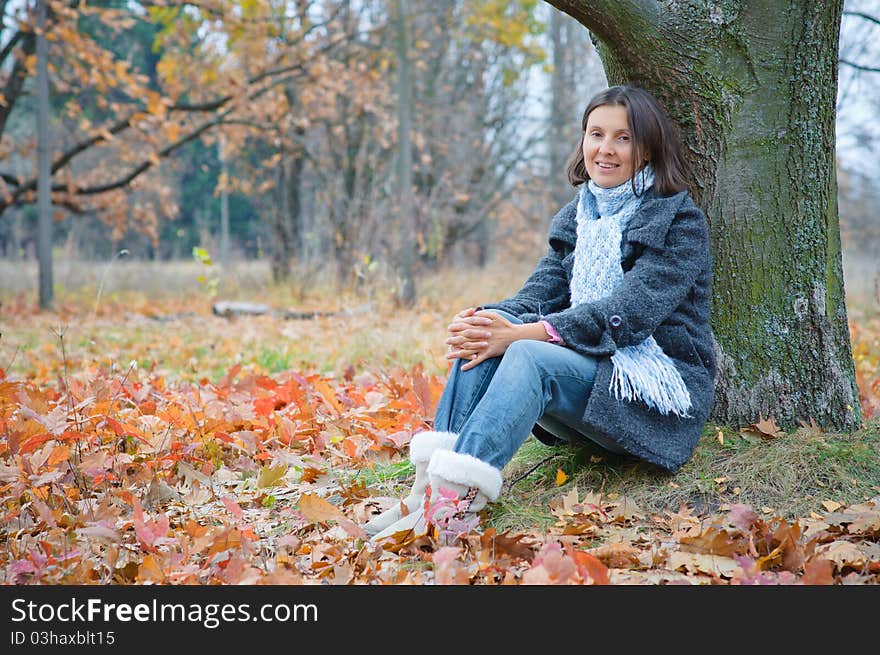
816, 541, 866, 569
667, 551, 739, 578
753, 415, 783, 439
728, 504, 759, 532
298, 493, 346, 523
257, 463, 288, 488
801, 558, 835, 585
483, 530, 537, 562
821, 499, 843, 513
587, 542, 641, 569
220, 496, 245, 522
555, 468, 568, 486
567, 546, 610, 585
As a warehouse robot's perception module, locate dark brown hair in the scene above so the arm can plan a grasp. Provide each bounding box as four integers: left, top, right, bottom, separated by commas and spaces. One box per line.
566, 85, 690, 196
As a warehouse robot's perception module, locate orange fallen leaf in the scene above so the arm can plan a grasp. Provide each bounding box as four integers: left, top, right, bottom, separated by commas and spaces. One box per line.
298, 493, 346, 523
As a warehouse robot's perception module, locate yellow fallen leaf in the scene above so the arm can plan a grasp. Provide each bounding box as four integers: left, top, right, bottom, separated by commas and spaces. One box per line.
713, 477, 727, 484
716, 430, 724, 445
257, 463, 288, 488
821, 499, 842, 513
555, 468, 568, 486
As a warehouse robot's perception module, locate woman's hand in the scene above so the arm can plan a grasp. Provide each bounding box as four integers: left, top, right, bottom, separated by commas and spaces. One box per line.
446, 310, 521, 371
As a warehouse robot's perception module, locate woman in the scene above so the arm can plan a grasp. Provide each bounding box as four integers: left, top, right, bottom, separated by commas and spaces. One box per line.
366, 85, 716, 542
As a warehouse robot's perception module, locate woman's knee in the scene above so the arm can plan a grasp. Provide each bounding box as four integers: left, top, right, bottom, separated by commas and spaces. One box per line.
502, 339, 545, 369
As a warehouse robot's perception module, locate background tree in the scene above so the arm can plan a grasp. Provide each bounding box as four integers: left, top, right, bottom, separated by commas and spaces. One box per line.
544, 0, 861, 430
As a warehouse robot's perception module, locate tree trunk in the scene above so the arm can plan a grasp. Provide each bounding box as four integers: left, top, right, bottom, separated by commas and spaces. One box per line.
548, 8, 578, 210
545, 0, 861, 430
395, 0, 416, 306
270, 152, 293, 284
218, 136, 230, 275
36, 0, 53, 310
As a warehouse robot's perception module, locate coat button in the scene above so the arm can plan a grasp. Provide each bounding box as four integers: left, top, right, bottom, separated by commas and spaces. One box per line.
609, 314, 623, 328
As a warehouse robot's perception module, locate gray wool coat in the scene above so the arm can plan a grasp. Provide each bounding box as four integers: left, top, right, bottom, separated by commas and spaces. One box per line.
481, 188, 716, 473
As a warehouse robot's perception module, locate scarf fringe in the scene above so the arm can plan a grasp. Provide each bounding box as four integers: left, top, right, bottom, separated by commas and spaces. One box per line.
609, 337, 693, 418
572, 167, 693, 419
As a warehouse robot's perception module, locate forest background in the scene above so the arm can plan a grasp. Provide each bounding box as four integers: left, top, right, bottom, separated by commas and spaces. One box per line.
1, 0, 880, 585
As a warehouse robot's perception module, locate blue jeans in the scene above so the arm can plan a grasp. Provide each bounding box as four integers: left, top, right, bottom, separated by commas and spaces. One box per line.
433, 309, 626, 470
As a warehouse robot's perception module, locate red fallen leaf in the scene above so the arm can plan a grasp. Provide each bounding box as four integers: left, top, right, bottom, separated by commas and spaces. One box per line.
566, 546, 610, 585
253, 396, 276, 417
218, 364, 243, 388
214, 431, 234, 443
801, 558, 835, 585
728, 503, 759, 532
19, 432, 53, 455
131, 497, 170, 552
221, 496, 245, 522
523, 543, 579, 585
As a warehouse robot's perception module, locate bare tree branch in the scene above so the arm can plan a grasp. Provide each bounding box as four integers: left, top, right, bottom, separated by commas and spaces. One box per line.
840, 57, 880, 73
0, 26, 21, 68
0, 28, 34, 137
842, 10, 880, 28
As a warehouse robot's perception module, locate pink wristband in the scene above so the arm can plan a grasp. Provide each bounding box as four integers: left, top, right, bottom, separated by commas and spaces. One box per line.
540, 320, 563, 344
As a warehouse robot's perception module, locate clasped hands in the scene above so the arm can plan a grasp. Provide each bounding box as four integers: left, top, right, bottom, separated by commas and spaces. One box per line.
445, 307, 518, 372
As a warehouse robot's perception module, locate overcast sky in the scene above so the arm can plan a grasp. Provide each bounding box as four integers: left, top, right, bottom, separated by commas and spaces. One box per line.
837, 0, 880, 170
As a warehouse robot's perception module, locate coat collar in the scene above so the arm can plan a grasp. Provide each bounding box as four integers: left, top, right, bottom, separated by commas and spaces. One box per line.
624, 189, 689, 248
549, 187, 691, 251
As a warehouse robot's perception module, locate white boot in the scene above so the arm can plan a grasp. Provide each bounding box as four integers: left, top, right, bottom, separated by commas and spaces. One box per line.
363, 430, 459, 536
370, 449, 503, 543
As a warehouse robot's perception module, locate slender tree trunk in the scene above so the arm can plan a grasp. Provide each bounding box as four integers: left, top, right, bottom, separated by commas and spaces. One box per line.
36, 0, 52, 310
546, 0, 861, 430
395, 0, 416, 306
270, 152, 293, 283
218, 136, 230, 275
548, 8, 574, 209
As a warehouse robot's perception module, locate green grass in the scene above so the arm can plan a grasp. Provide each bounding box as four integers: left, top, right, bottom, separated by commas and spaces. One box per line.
488, 420, 880, 531
351, 460, 416, 492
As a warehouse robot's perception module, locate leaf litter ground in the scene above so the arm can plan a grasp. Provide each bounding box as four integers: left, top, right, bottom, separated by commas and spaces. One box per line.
2, 290, 879, 585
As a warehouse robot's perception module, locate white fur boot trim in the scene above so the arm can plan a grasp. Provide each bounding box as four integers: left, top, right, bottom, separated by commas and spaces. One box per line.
409, 430, 459, 463
426, 449, 503, 501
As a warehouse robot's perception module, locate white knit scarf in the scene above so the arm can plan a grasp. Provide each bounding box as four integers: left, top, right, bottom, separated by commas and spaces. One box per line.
570, 165, 692, 417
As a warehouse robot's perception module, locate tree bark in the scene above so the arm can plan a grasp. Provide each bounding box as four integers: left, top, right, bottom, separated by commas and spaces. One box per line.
395, 0, 416, 306
36, 0, 53, 310
545, 0, 861, 430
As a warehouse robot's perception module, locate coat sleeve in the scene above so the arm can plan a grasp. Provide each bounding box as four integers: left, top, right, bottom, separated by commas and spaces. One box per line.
542, 206, 709, 357
478, 245, 571, 321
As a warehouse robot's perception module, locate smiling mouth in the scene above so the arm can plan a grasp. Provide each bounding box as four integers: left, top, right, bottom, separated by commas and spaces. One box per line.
595, 162, 619, 170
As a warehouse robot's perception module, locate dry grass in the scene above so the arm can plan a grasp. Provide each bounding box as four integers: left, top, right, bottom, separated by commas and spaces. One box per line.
492, 422, 880, 532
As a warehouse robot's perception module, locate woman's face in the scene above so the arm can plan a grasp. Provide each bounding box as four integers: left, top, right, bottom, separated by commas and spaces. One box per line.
582, 104, 641, 189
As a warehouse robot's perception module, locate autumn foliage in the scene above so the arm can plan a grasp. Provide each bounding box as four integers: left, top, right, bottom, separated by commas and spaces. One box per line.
2, 303, 878, 585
